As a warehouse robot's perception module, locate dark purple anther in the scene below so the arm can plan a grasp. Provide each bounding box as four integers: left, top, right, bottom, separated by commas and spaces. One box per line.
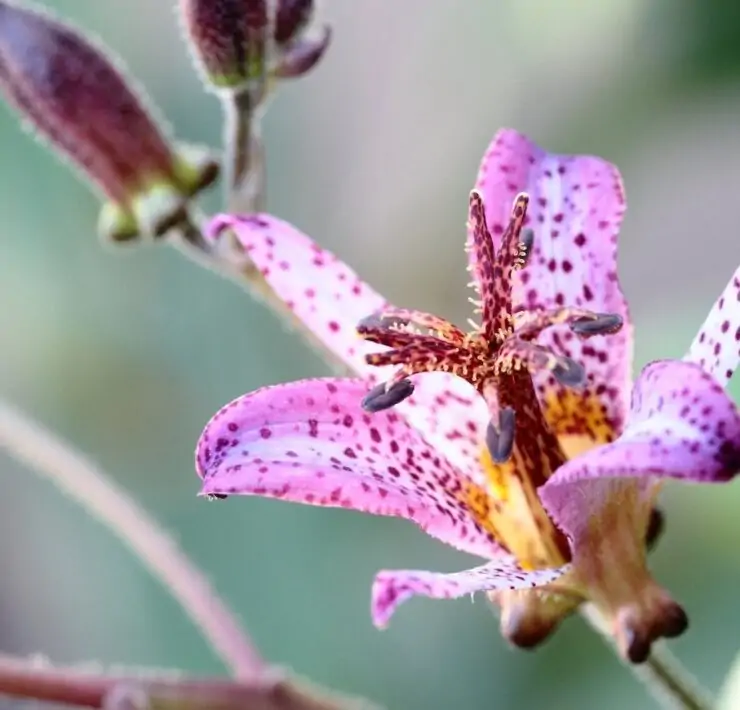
362, 379, 415, 413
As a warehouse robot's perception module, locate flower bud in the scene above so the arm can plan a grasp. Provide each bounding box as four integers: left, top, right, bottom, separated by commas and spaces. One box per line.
179, 0, 330, 95
0, 1, 218, 242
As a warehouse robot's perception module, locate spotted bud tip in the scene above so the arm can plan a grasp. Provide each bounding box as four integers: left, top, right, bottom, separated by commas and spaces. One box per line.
361, 379, 415, 413
551, 357, 586, 388
179, 0, 330, 94
486, 407, 516, 463
570, 313, 623, 337
0, 1, 218, 243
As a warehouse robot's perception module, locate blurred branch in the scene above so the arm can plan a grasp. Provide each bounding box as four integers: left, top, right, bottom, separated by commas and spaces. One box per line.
580, 604, 713, 710
0, 653, 378, 710
0, 399, 262, 679
222, 90, 267, 214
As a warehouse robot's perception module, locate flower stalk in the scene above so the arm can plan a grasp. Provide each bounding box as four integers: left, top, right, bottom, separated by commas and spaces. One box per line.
222, 89, 266, 213
581, 605, 713, 710
0, 399, 262, 679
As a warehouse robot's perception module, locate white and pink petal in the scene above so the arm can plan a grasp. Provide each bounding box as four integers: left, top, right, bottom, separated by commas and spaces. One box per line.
196, 377, 503, 560
685, 265, 740, 387
540, 358, 740, 542
206, 212, 489, 481
206, 214, 386, 376
372, 558, 569, 628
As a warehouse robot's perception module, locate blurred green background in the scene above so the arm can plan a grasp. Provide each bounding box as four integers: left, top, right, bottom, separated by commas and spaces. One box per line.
2, 1, 740, 708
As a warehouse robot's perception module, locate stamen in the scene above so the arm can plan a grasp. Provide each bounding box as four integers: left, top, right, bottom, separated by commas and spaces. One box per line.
570, 313, 624, 337
361, 378, 415, 413
486, 407, 516, 463
551, 357, 586, 388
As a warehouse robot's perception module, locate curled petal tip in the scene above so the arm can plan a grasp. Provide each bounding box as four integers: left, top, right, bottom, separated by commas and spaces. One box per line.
361, 379, 415, 413
206, 493, 229, 501
570, 313, 624, 337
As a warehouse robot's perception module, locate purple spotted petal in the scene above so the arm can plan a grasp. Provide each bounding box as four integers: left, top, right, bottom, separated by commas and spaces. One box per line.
540, 359, 740, 539
686, 265, 740, 387
196, 377, 503, 559
372, 558, 569, 628
474, 128, 632, 439
206, 213, 490, 480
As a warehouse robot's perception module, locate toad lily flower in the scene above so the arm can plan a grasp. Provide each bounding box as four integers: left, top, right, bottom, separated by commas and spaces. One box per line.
196, 129, 740, 663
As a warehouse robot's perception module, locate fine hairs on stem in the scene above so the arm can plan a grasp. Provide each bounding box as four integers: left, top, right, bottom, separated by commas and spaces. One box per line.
580, 605, 713, 710
222, 90, 267, 214
0, 399, 262, 679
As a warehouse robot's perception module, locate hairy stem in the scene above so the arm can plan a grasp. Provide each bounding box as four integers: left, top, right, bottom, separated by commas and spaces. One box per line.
581, 605, 713, 710
222, 90, 266, 214
0, 653, 373, 710
0, 401, 263, 679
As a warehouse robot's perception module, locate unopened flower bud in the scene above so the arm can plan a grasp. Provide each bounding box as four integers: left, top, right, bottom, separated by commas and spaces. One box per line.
179, 0, 330, 96
0, 1, 218, 243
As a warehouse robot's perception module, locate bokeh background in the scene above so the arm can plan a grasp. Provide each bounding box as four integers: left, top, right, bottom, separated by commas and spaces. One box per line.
2, 1, 740, 708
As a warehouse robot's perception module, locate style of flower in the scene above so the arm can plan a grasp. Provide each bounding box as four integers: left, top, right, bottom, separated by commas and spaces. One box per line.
196, 129, 740, 663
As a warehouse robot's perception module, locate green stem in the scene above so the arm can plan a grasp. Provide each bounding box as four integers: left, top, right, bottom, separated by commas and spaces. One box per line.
222, 90, 266, 214
0, 400, 263, 679
580, 605, 713, 710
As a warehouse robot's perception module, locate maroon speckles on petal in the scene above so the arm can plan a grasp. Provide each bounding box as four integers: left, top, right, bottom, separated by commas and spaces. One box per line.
371, 560, 568, 628
196, 377, 504, 560
542, 358, 740, 542
686, 265, 740, 387
474, 128, 632, 439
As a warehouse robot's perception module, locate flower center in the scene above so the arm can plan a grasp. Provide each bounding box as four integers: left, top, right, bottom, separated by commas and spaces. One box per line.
356, 190, 624, 570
